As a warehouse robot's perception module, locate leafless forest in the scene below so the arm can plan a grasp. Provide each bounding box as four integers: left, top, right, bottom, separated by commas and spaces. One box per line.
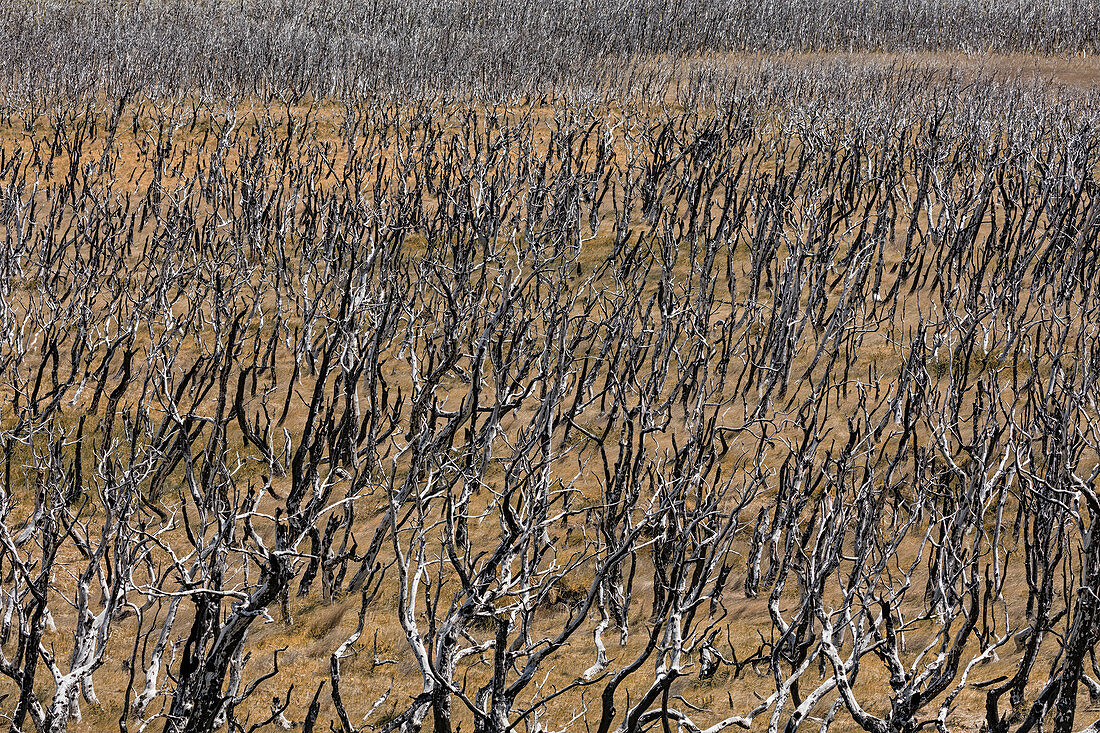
2, 2, 1100, 733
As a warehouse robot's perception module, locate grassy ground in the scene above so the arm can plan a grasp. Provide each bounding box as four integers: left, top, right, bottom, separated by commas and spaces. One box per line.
2, 49, 1100, 733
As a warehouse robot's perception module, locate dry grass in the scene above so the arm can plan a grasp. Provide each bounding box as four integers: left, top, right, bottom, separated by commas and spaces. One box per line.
2, 50, 1099, 733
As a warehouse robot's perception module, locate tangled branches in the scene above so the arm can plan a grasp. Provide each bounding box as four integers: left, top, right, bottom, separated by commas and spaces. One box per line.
0, 29, 1100, 733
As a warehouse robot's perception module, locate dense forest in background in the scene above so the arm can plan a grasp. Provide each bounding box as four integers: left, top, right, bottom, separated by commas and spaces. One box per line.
3, 0, 1100, 98
2, 3, 1100, 733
